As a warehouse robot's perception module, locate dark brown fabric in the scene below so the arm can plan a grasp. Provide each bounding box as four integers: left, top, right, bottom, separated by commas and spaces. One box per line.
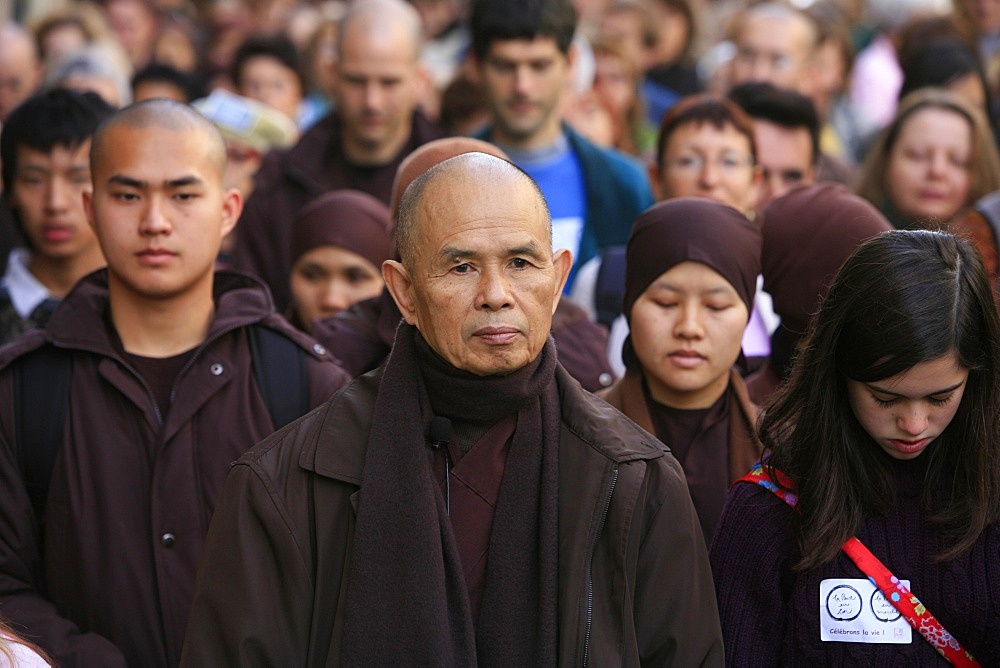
181, 362, 725, 666
312, 290, 616, 390
289, 189, 392, 269
338, 325, 559, 666
645, 384, 729, 545
760, 182, 891, 335
599, 369, 762, 543
0, 271, 349, 668
119, 346, 198, 418
232, 111, 445, 311
434, 415, 516, 622
623, 197, 761, 320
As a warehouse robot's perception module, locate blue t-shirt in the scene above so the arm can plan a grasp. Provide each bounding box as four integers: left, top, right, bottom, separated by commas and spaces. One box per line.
503, 136, 589, 291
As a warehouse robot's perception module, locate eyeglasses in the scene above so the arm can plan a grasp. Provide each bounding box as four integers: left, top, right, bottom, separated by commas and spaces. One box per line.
664, 153, 755, 174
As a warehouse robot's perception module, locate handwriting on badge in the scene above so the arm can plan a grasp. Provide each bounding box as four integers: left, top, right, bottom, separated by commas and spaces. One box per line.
827, 585, 862, 621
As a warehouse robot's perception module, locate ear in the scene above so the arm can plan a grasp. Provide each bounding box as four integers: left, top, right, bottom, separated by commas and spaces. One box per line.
83, 189, 97, 233
382, 259, 419, 325
219, 187, 243, 238
414, 61, 432, 97
550, 248, 573, 313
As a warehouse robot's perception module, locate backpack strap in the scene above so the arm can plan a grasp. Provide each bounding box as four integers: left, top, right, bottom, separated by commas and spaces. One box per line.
594, 246, 627, 329
248, 324, 309, 430
737, 462, 981, 667
11, 327, 309, 520
14, 346, 72, 521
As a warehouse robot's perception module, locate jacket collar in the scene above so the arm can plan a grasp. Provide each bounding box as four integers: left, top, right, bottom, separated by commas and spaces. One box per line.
41, 269, 276, 358
305, 362, 664, 485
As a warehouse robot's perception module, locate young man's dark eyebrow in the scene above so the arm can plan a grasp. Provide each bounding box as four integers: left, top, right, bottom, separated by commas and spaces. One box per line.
106, 175, 204, 189
107, 174, 144, 189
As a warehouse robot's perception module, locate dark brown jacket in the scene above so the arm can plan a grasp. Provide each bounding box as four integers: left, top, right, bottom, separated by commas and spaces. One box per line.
181, 364, 724, 666
232, 111, 445, 311
599, 369, 763, 530
0, 271, 349, 668
312, 289, 617, 391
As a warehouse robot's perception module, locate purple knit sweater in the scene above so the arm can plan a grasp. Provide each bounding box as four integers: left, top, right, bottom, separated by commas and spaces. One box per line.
709, 456, 1000, 666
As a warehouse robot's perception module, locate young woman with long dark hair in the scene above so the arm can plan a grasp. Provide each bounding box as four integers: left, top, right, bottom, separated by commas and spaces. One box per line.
711, 229, 1000, 665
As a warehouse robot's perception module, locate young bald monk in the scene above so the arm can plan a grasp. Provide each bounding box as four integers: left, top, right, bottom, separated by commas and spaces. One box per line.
0, 99, 349, 667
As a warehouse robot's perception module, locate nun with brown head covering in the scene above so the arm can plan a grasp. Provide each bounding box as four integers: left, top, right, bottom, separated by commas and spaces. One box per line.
598, 197, 763, 543
746, 183, 892, 406
288, 189, 393, 333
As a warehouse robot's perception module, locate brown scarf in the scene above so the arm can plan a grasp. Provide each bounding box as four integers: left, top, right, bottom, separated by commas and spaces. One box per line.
339, 323, 560, 665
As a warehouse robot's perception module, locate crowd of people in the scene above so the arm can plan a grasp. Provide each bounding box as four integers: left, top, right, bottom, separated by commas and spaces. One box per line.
2, 0, 1000, 664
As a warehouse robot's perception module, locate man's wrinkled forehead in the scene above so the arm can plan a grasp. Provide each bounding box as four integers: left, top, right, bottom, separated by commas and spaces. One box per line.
397, 152, 551, 263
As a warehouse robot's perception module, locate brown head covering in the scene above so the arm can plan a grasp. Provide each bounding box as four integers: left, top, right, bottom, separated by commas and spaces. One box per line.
290, 189, 393, 269
624, 197, 761, 319
622, 197, 761, 372
760, 183, 892, 336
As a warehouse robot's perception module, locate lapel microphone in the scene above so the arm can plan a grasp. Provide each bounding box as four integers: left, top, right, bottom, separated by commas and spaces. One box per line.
428, 416, 452, 514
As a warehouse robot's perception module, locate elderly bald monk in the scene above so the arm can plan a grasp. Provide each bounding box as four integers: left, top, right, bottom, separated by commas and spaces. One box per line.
311, 135, 617, 391
181, 152, 723, 666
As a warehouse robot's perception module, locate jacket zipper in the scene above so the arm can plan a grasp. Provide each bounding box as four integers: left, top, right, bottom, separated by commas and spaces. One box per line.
583, 464, 618, 667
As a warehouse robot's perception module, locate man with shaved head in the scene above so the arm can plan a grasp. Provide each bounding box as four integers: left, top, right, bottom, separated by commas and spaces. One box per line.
232, 0, 443, 311
183, 152, 723, 665
311, 135, 618, 390
0, 99, 348, 667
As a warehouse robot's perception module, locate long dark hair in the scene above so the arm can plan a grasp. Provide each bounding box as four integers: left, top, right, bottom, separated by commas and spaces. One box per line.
763, 230, 1000, 569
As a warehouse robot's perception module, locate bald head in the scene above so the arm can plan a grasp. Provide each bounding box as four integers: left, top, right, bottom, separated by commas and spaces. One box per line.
92, 99, 227, 177
337, 0, 423, 62
395, 152, 549, 268
0, 22, 41, 121
730, 2, 818, 94
382, 151, 567, 375
390, 137, 510, 218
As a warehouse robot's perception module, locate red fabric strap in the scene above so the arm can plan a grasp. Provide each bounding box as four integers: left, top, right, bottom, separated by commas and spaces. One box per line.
738, 463, 980, 667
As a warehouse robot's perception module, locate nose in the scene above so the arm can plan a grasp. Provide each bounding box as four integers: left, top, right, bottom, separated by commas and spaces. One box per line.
927, 152, 949, 178
477, 266, 513, 311
697, 159, 719, 187
139, 196, 171, 236
320, 280, 350, 312
513, 64, 532, 97
673, 303, 705, 339
752, 60, 773, 81
45, 177, 70, 213
759, 171, 779, 204
896, 405, 928, 437
363, 82, 383, 112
